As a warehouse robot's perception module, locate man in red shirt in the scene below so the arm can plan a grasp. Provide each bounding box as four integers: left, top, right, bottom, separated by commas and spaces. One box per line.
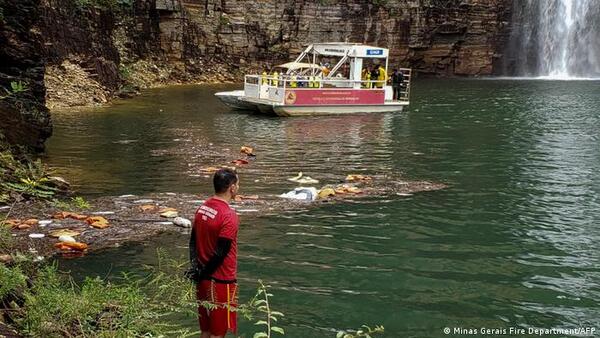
191, 168, 240, 338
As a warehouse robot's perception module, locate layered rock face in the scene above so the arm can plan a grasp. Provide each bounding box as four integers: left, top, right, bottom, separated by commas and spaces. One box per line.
160, 0, 513, 76
0, 0, 52, 151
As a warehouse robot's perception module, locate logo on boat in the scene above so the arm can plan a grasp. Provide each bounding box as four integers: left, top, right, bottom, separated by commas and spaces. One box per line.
366, 49, 383, 55
285, 90, 297, 105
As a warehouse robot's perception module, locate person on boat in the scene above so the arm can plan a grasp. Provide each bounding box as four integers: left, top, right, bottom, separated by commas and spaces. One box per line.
322, 63, 331, 77
361, 68, 368, 88
271, 70, 279, 87
192, 168, 240, 338
363, 67, 372, 88
370, 66, 379, 89
261, 69, 268, 85
314, 74, 321, 88
376, 64, 387, 88
391, 69, 404, 100
290, 72, 298, 88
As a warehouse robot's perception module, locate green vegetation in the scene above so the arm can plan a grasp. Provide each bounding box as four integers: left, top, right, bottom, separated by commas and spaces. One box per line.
337, 325, 385, 338
21, 266, 176, 337
370, 0, 390, 7
0, 225, 13, 253
0, 149, 58, 203
74, 0, 132, 10
0, 249, 384, 337
0, 81, 28, 100
218, 14, 231, 26
317, 0, 337, 5
51, 196, 91, 210
0, 251, 277, 337
249, 280, 285, 338
0, 264, 27, 300
118, 64, 132, 80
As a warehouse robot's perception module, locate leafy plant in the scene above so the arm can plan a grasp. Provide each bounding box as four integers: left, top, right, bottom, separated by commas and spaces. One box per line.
337, 325, 385, 338
0, 81, 28, 100
249, 280, 285, 338
0, 149, 58, 202
2, 177, 57, 199
71, 196, 91, 209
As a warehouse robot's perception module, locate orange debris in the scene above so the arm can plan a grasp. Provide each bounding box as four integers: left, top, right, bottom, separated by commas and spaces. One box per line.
139, 204, 158, 212
85, 216, 110, 229
240, 146, 255, 155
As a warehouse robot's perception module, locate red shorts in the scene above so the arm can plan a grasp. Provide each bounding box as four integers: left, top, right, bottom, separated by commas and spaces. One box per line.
196, 280, 238, 336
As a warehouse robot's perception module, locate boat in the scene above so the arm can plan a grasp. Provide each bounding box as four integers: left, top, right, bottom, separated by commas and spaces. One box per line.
215, 43, 412, 117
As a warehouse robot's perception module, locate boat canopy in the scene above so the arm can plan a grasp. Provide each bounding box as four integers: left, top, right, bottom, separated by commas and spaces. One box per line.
290, 42, 390, 83
277, 62, 322, 70
305, 42, 389, 58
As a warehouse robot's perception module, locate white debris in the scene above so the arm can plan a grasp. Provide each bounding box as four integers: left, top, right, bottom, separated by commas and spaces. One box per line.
173, 217, 192, 228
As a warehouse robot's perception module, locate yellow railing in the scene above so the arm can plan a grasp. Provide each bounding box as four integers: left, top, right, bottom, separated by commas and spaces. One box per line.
245, 68, 412, 102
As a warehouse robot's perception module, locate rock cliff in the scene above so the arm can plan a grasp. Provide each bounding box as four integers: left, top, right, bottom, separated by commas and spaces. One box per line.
0, 0, 52, 151
0, 0, 512, 149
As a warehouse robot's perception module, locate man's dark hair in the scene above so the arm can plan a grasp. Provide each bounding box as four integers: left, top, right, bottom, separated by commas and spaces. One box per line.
213, 168, 238, 194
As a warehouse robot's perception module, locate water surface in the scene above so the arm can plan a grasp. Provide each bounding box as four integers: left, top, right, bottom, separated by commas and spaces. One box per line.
47, 80, 600, 337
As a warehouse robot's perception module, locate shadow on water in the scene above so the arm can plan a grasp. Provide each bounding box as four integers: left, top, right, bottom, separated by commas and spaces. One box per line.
50, 80, 600, 337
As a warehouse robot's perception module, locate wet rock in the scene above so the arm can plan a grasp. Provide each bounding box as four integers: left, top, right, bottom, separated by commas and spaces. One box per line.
173, 217, 192, 228
48, 176, 71, 191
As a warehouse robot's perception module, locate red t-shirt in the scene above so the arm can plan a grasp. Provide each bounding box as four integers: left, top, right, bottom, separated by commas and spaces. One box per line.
194, 197, 239, 281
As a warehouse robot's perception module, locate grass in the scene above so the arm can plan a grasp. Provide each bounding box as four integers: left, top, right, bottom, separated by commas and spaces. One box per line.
20, 266, 164, 337
0, 248, 384, 337
50, 196, 91, 210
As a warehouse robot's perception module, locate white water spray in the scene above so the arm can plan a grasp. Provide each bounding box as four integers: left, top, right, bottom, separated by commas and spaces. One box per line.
506, 0, 600, 79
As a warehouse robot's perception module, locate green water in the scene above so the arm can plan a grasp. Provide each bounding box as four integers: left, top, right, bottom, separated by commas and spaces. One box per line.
46, 80, 600, 337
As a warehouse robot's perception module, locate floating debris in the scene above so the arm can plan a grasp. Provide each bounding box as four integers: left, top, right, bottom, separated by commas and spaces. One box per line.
57, 235, 76, 243
86, 216, 110, 229
240, 145, 255, 156
279, 187, 318, 201
173, 217, 192, 228
234, 194, 259, 202
38, 220, 53, 227
49, 229, 80, 238
288, 172, 319, 184
133, 199, 155, 204
318, 188, 336, 199
160, 210, 178, 218
92, 211, 115, 215
231, 159, 249, 166
139, 204, 159, 212
345, 174, 372, 182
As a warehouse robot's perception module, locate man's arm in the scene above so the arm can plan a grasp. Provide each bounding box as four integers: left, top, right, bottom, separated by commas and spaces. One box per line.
189, 227, 197, 265
199, 237, 232, 279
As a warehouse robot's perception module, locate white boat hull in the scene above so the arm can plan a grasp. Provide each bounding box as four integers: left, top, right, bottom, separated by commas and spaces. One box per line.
214, 90, 256, 110
272, 103, 406, 116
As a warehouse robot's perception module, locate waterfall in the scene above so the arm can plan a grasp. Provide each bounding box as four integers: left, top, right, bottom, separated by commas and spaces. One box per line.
505, 0, 600, 79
